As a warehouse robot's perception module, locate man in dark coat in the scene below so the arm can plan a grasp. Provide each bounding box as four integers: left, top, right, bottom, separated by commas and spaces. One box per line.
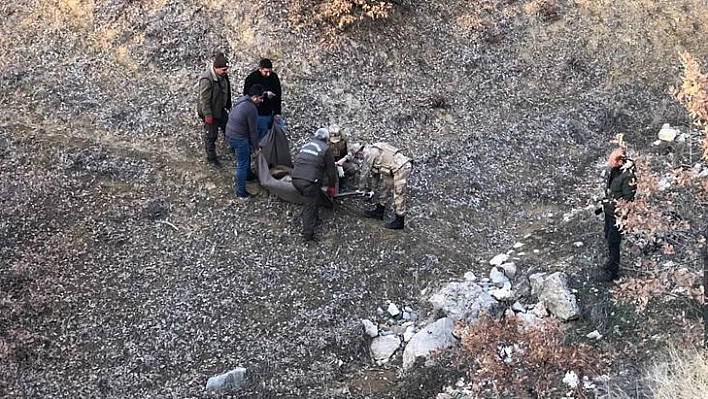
242, 58, 283, 141
291, 128, 337, 241
197, 52, 232, 168
225, 84, 263, 198
595, 147, 637, 282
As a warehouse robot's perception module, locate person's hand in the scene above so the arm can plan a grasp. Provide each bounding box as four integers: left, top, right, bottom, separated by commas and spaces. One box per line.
326, 186, 336, 199
273, 114, 281, 121
336, 158, 346, 166
204, 115, 213, 125
265, 91, 276, 99
253, 149, 261, 156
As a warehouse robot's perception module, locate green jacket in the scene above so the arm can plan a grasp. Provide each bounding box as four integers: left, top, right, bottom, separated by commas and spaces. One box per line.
603, 160, 637, 217
197, 65, 232, 121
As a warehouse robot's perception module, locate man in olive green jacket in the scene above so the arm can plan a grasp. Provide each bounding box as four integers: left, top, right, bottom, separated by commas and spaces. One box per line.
197, 52, 232, 168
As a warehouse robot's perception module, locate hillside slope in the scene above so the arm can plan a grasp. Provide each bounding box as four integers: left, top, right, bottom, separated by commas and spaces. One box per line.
1, 0, 706, 397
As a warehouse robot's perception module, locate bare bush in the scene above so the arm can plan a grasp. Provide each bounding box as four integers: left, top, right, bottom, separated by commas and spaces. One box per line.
670, 52, 708, 160
453, 314, 604, 397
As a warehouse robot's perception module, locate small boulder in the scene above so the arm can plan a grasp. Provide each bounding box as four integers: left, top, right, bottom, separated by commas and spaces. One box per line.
205, 367, 247, 392
402, 317, 458, 370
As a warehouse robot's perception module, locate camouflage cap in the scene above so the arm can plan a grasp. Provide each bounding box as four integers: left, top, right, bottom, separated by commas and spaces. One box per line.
328, 124, 344, 143
349, 142, 365, 154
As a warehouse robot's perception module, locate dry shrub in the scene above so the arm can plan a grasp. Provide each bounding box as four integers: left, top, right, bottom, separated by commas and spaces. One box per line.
611, 262, 703, 313
670, 52, 708, 160
290, 0, 393, 30
648, 345, 708, 399
454, 314, 604, 397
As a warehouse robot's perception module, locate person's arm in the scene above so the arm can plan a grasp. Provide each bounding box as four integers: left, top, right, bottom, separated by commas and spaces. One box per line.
242, 72, 254, 96
620, 172, 637, 201
358, 150, 376, 190
224, 74, 232, 110
247, 105, 259, 149
272, 74, 282, 116
324, 148, 337, 188
199, 78, 213, 118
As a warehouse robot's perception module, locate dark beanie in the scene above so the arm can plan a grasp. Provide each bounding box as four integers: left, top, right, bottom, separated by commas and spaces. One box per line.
214, 52, 228, 68
248, 84, 264, 97
258, 58, 273, 69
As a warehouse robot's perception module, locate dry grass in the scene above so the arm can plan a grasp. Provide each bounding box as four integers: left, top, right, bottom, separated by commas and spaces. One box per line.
613, 345, 708, 399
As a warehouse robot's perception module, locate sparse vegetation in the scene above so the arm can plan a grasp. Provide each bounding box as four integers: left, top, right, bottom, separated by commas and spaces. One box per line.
453, 314, 604, 397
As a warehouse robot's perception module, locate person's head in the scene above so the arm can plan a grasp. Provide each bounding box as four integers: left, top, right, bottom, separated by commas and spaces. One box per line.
314, 128, 330, 141
248, 84, 264, 104
213, 52, 229, 76
608, 147, 626, 168
349, 142, 365, 158
258, 58, 273, 77
328, 124, 344, 143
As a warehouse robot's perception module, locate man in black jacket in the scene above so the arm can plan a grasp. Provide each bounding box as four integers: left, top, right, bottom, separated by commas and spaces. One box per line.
291, 128, 337, 241
595, 147, 637, 282
197, 52, 232, 168
242, 58, 283, 141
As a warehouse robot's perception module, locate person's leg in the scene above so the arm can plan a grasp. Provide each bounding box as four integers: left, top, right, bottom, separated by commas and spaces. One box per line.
386, 164, 410, 230
257, 115, 271, 142
233, 138, 251, 196
597, 215, 622, 281
203, 122, 219, 164
294, 179, 319, 240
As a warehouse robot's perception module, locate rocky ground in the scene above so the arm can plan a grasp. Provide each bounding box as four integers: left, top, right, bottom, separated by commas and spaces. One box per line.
1, 0, 706, 398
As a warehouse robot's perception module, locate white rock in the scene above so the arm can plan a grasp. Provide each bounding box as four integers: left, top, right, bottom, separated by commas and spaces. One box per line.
490, 286, 514, 301
402, 317, 458, 369
531, 302, 548, 318
653, 139, 662, 146
463, 271, 477, 281
658, 123, 678, 142
370, 335, 401, 365
205, 367, 247, 392
528, 273, 547, 297
539, 272, 580, 321
403, 324, 415, 342
489, 253, 509, 266
563, 371, 579, 388
362, 319, 378, 337
499, 262, 517, 278
489, 267, 509, 287
572, 241, 584, 247
511, 301, 526, 313
513, 242, 524, 249
586, 330, 603, 340
387, 303, 400, 317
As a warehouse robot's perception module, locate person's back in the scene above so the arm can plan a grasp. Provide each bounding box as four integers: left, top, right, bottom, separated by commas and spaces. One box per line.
292, 137, 335, 184
226, 95, 258, 141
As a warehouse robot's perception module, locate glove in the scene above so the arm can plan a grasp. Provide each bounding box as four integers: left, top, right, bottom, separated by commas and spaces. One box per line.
326, 186, 336, 198
204, 115, 213, 125
594, 207, 603, 215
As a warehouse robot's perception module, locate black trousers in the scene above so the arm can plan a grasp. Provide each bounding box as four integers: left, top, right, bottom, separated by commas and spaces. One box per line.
604, 215, 622, 271
203, 118, 226, 161
292, 178, 321, 239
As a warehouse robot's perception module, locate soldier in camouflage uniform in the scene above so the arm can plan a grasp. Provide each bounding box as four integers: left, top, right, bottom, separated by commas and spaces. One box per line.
350, 142, 412, 230
328, 124, 360, 191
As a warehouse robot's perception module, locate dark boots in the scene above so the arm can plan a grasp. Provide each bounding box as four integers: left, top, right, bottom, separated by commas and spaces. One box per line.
364, 204, 386, 220
595, 242, 620, 282
385, 214, 405, 230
